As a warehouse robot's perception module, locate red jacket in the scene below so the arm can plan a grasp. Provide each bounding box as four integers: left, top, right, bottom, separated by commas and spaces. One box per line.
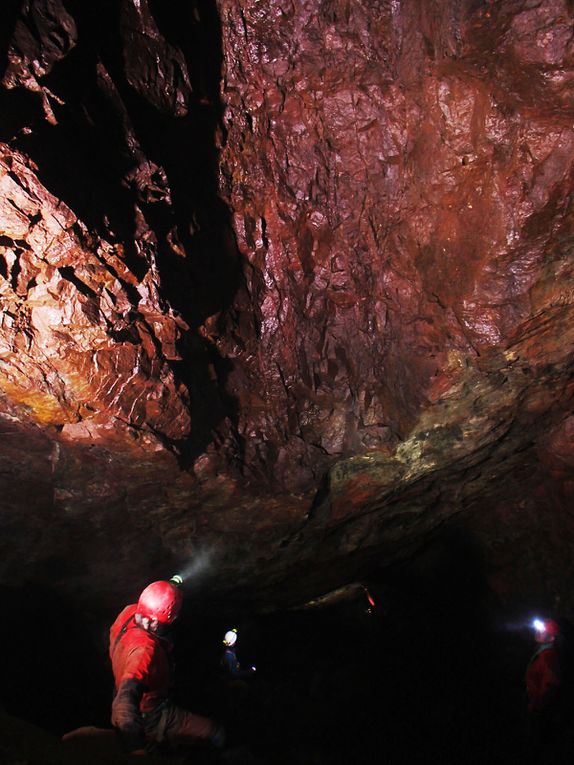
109, 604, 173, 750
110, 604, 173, 711
526, 644, 562, 713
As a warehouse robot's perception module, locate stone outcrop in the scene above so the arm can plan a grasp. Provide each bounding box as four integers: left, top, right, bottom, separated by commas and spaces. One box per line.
1, 0, 574, 612
0, 145, 190, 445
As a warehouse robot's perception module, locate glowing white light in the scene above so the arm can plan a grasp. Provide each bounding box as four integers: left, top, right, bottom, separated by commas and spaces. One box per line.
224, 629, 238, 646
533, 619, 545, 632
170, 574, 183, 586
178, 549, 215, 581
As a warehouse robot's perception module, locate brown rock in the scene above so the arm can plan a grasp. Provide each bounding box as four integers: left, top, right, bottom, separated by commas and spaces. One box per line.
1, 0, 574, 615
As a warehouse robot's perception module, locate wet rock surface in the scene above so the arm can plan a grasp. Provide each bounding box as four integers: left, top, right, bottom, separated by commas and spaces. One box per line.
0, 0, 573, 615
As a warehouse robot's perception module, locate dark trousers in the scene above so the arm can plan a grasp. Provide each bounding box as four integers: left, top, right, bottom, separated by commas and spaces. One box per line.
143, 703, 214, 748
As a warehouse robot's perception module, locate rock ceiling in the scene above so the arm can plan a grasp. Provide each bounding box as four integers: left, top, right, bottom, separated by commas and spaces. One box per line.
1, 0, 574, 613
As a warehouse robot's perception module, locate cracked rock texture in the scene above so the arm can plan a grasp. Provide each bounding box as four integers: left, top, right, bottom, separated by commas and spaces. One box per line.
1, 0, 574, 612
0, 145, 190, 444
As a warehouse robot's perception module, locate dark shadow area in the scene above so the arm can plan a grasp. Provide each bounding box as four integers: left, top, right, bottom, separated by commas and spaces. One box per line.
0, 584, 112, 734
5, 527, 566, 764
170, 526, 574, 763
0, 0, 242, 465
0, 1, 23, 79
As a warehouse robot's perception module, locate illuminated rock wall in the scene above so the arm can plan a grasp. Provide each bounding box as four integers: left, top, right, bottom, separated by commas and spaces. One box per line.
1, 0, 574, 611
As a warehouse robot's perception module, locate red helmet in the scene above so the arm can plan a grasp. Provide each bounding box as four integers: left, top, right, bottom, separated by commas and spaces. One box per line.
137, 580, 183, 624
533, 618, 560, 644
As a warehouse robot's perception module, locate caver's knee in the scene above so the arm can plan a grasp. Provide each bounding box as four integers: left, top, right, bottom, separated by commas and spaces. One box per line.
165, 705, 223, 744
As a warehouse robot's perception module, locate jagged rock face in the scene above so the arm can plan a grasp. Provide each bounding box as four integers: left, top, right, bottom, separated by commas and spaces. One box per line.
1, 0, 574, 612
217, 0, 574, 480
0, 146, 190, 443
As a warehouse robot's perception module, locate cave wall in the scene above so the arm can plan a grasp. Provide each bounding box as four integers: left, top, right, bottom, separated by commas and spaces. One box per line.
0, 0, 574, 612
216, 0, 574, 488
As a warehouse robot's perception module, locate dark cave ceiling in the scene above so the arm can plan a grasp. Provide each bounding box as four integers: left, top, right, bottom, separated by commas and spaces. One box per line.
1, 0, 574, 613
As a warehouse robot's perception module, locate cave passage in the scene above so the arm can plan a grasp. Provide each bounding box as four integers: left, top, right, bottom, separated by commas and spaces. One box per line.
2, 0, 574, 762
0, 536, 546, 765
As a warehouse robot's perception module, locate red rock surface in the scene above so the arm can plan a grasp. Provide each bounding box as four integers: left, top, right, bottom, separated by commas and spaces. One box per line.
217, 0, 574, 486
0, 0, 574, 612
0, 144, 190, 445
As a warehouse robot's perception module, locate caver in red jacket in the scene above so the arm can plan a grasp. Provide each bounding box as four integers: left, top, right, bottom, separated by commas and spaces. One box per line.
109, 604, 215, 752
526, 643, 562, 714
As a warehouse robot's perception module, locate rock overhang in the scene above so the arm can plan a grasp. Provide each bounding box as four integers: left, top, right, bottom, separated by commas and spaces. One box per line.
0, 0, 574, 615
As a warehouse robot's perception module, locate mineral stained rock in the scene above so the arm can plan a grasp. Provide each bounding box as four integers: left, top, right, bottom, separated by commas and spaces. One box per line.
0, 144, 190, 444
217, 0, 574, 483
1, 0, 574, 611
